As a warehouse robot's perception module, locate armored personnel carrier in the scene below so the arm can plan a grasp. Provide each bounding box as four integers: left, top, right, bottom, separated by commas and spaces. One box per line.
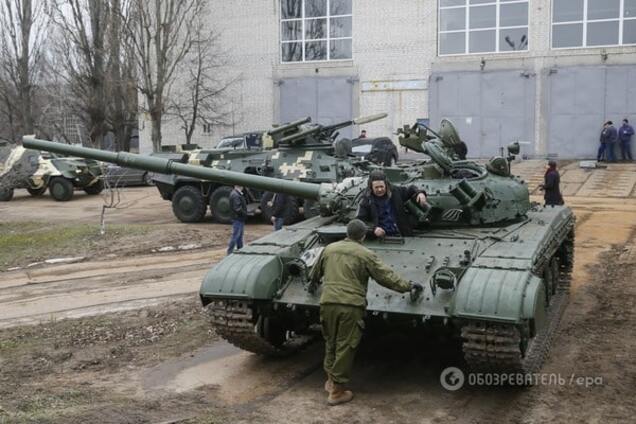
24, 124, 574, 374
151, 114, 385, 224
0, 141, 103, 201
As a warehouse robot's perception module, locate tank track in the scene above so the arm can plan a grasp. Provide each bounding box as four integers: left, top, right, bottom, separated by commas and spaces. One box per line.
206, 299, 314, 357
461, 229, 575, 374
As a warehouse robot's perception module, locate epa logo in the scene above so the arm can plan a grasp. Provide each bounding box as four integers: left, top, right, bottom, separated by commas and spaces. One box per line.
440, 367, 465, 391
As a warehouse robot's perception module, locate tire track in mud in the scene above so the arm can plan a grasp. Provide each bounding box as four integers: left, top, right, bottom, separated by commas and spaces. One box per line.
0, 249, 227, 329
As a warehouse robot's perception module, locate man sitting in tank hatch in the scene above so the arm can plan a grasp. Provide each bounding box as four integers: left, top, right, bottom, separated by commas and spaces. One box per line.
356, 170, 427, 238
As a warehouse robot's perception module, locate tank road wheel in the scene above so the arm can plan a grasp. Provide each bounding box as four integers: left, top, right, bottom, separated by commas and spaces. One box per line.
49, 177, 74, 201
143, 172, 154, 186
209, 186, 233, 224
462, 232, 574, 375
0, 188, 14, 201
172, 185, 207, 223
27, 186, 47, 196
206, 300, 314, 357
83, 179, 104, 195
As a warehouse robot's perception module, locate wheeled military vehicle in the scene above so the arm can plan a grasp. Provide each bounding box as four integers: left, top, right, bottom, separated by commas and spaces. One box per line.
152, 114, 386, 224
0, 141, 103, 201
24, 123, 574, 374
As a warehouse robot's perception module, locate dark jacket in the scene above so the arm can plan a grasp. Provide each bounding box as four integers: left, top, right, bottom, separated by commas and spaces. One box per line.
619, 124, 634, 142
271, 192, 289, 219
600, 126, 618, 144
543, 169, 564, 206
453, 141, 468, 160
356, 184, 424, 237
229, 188, 247, 221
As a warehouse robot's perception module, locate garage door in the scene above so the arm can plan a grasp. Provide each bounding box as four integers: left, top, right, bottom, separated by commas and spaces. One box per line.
279, 77, 354, 139
547, 65, 636, 158
429, 70, 536, 158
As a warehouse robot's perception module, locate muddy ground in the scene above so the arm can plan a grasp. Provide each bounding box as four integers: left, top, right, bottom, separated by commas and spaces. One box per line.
0, 185, 635, 423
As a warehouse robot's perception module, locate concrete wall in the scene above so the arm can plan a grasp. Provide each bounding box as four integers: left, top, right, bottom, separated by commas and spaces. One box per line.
140, 0, 636, 157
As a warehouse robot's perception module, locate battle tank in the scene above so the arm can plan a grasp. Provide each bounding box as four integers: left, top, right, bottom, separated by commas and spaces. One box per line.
0, 141, 103, 201
23, 126, 575, 374
151, 114, 385, 224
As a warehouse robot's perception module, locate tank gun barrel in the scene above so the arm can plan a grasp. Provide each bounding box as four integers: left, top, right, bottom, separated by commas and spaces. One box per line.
22, 137, 322, 201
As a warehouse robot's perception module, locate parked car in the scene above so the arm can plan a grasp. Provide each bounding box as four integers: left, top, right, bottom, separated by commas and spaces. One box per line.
213, 132, 264, 151
103, 163, 154, 187
351, 137, 399, 166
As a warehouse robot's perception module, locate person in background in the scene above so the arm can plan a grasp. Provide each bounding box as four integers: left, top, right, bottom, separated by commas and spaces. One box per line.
540, 160, 564, 206
598, 121, 617, 162
270, 192, 289, 231
618, 118, 634, 161
359, 129, 367, 139
453, 141, 468, 160
227, 185, 247, 254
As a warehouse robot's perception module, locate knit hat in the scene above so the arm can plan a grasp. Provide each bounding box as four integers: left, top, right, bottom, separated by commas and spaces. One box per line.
346, 219, 367, 241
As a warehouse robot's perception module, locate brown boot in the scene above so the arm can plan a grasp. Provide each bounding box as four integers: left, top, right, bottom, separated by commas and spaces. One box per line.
327, 383, 353, 406
324, 375, 334, 393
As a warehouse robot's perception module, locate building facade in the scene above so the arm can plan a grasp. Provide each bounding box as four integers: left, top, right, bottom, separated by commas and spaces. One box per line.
140, 0, 636, 158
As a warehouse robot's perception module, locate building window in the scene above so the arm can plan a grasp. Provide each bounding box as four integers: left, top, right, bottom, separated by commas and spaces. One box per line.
438, 0, 529, 56
202, 123, 213, 134
281, 0, 352, 62
552, 0, 636, 48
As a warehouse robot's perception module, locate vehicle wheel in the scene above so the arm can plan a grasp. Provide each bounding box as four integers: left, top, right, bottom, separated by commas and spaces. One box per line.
84, 180, 104, 195
259, 191, 275, 223
49, 177, 74, 201
172, 185, 207, 223
0, 188, 14, 201
143, 172, 154, 186
27, 186, 46, 196
209, 186, 234, 224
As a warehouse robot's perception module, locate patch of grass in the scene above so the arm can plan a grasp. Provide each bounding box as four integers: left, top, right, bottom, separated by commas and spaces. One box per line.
0, 222, 151, 270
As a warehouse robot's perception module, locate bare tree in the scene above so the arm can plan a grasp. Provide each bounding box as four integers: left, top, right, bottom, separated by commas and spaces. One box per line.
48, 0, 138, 150
0, 0, 47, 140
167, 13, 236, 144
48, 0, 109, 148
127, 0, 206, 152
106, 0, 138, 151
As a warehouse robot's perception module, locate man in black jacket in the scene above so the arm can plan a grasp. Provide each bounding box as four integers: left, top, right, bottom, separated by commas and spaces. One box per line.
227, 185, 247, 254
356, 170, 427, 238
598, 121, 618, 162
540, 160, 564, 206
270, 192, 289, 231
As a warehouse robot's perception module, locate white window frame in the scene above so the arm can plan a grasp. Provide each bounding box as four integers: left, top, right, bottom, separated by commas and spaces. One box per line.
438, 0, 529, 56
551, 0, 636, 49
280, 0, 353, 63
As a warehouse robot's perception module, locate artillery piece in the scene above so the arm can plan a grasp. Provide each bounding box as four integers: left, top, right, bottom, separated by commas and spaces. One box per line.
151, 114, 386, 224
24, 123, 575, 375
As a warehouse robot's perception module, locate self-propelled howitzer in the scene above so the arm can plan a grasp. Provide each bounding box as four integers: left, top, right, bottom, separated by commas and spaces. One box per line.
23, 129, 575, 375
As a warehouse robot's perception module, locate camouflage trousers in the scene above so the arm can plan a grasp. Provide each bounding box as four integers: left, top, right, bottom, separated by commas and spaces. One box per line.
320, 303, 365, 385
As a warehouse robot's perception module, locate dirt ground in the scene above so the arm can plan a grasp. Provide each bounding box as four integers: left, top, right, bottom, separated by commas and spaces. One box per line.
0, 180, 635, 423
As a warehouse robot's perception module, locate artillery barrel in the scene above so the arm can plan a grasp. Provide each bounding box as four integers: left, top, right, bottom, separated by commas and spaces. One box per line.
267, 117, 312, 136
23, 137, 322, 200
